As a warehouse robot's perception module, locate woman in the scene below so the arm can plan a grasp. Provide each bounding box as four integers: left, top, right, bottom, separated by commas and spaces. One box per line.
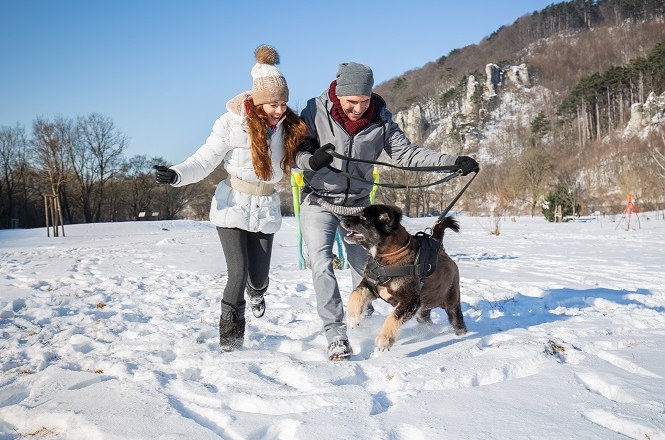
154, 45, 307, 349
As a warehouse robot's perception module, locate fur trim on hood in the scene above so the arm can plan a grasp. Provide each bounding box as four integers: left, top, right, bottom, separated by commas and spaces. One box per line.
226, 91, 251, 116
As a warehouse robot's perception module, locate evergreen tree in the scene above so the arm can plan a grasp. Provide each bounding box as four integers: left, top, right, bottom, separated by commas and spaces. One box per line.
542, 183, 581, 222
531, 112, 551, 138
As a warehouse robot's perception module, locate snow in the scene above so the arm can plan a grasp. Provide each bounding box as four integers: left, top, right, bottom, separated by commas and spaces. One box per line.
1, 213, 664, 439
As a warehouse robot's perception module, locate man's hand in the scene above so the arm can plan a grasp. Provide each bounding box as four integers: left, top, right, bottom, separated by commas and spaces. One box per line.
309, 144, 335, 171
298, 136, 320, 153
454, 156, 479, 176
153, 165, 177, 184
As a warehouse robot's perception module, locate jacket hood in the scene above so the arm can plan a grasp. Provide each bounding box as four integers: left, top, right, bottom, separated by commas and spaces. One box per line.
226, 91, 287, 129
226, 91, 252, 116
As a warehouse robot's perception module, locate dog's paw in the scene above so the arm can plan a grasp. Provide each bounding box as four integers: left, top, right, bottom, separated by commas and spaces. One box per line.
375, 334, 394, 350
416, 316, 434, 325
347, 315, 361, 328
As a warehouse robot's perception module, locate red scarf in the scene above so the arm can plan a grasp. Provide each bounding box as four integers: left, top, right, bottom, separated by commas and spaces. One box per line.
328, 81, 375, 136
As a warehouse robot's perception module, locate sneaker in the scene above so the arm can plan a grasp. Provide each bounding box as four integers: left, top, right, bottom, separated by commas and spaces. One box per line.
328, 339, 352, 361
246, 285, 266, 318
249, 294, 265, 318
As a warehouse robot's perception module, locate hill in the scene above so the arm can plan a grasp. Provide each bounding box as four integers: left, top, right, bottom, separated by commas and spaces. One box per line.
371, 0, 665, 217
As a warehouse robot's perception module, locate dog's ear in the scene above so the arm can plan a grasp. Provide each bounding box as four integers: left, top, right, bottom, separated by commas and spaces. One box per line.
376, 205, 401, 234
389, 205, 403, 225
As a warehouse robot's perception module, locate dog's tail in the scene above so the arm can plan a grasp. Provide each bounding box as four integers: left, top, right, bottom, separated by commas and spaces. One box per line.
431, 216, 460, 241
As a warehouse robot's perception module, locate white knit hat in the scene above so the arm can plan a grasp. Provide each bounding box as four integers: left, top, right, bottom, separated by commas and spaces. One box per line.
251, 45, 289, 105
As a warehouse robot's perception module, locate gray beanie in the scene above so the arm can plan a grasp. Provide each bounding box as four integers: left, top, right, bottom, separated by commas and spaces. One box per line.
335, 62, 374, 97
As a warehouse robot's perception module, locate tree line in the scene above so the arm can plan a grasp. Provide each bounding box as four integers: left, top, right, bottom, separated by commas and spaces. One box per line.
3, 109, 662, 230
377, 0, 665, 113
524, 0, 665, 39
1, 112, 463, 230
0, 114, 215, 229
557, 39, 665, 145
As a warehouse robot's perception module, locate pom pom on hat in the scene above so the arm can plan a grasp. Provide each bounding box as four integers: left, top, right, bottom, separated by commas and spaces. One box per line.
255, 45, 280, 65
251, 45, 288, 105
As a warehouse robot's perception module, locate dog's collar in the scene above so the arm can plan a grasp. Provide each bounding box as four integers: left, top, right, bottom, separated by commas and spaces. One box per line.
374, 235, 413, 259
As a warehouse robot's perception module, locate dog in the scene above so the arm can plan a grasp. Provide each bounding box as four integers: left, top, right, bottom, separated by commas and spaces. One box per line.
341, 204, 467, 351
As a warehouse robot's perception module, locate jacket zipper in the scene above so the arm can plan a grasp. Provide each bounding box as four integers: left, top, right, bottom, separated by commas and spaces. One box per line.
342, 136, 353, 205
325, 99, 335, 135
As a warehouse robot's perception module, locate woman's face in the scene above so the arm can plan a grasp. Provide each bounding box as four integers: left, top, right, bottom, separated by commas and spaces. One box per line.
262, 101, 287, 126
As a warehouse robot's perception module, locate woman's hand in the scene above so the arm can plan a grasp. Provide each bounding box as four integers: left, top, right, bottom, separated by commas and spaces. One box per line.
153, 165, 177, 184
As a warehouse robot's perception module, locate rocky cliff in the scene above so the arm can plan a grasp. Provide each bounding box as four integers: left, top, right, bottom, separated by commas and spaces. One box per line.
392, 63, 551, 159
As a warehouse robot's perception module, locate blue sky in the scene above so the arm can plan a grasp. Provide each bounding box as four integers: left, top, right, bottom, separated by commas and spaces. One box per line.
1, 0, 555, 163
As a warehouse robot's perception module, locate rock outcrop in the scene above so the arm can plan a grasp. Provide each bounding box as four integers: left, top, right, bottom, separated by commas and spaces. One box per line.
623, 91, 665, 138
484, 63, 530, 98
392, 63, 535, 153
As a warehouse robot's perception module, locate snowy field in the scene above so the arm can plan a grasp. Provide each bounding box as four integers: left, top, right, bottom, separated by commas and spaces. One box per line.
0, 212, 664, 439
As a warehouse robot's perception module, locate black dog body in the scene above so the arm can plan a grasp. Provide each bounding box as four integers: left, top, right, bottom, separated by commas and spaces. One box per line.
341, 204, 467, 350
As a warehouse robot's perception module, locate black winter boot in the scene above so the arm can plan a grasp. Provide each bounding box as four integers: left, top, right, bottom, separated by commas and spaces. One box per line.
219, 300, 246, 350
246, 284, 267, 318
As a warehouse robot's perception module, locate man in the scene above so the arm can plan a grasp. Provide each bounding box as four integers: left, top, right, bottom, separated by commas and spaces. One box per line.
296, 62, 479, 360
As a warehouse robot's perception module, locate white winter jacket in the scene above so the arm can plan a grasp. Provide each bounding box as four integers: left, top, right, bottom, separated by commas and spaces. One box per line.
170, 92, 286, 233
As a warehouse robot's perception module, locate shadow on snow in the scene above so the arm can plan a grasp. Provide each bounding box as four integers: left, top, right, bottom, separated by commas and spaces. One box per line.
404, 286, 660, 358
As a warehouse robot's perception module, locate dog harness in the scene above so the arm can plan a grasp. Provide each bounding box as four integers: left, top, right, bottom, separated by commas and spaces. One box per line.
365, 231, 441, 288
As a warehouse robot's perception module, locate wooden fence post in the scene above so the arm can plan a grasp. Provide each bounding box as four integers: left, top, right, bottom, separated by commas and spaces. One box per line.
554, 205, 562, 222
43, 194, 65, 237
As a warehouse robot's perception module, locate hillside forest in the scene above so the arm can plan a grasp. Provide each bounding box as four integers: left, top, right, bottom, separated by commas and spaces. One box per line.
374, 0, 665, 219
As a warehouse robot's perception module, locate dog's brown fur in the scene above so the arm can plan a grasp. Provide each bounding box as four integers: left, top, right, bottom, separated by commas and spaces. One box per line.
341, 204, 467, 350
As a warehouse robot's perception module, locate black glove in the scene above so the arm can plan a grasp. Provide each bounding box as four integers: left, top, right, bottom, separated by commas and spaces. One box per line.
309, 143, 335, 171
298, 136, 320, 154
455, 156, 479, 176
153, 165, 177, 184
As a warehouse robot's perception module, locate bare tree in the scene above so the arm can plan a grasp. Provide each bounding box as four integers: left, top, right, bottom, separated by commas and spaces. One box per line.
650, 126, 665, 179
70, 113, 127, 222
31, 116, 72, 198
119, 154, 163, 220
0, 124, 29, 227
153, 184, 199, 220
514, 147, 552, 216
379, 167, 435, 217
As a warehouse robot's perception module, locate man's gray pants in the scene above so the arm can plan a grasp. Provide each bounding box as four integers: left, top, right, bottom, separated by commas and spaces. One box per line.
300, 202, 368, 344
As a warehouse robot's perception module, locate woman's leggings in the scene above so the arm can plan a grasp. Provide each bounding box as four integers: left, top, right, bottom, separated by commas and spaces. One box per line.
217, 227, 274, 307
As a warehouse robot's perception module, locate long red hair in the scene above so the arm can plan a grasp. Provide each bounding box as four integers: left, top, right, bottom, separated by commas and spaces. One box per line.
245, 99, 307, 181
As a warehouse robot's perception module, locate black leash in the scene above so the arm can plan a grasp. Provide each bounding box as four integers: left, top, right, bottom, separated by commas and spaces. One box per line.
326, 146, 461, 173
323, 144, 479, 218
324, 145, 464, 190
437, 170, 478, 219
330, 167, 462, 189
